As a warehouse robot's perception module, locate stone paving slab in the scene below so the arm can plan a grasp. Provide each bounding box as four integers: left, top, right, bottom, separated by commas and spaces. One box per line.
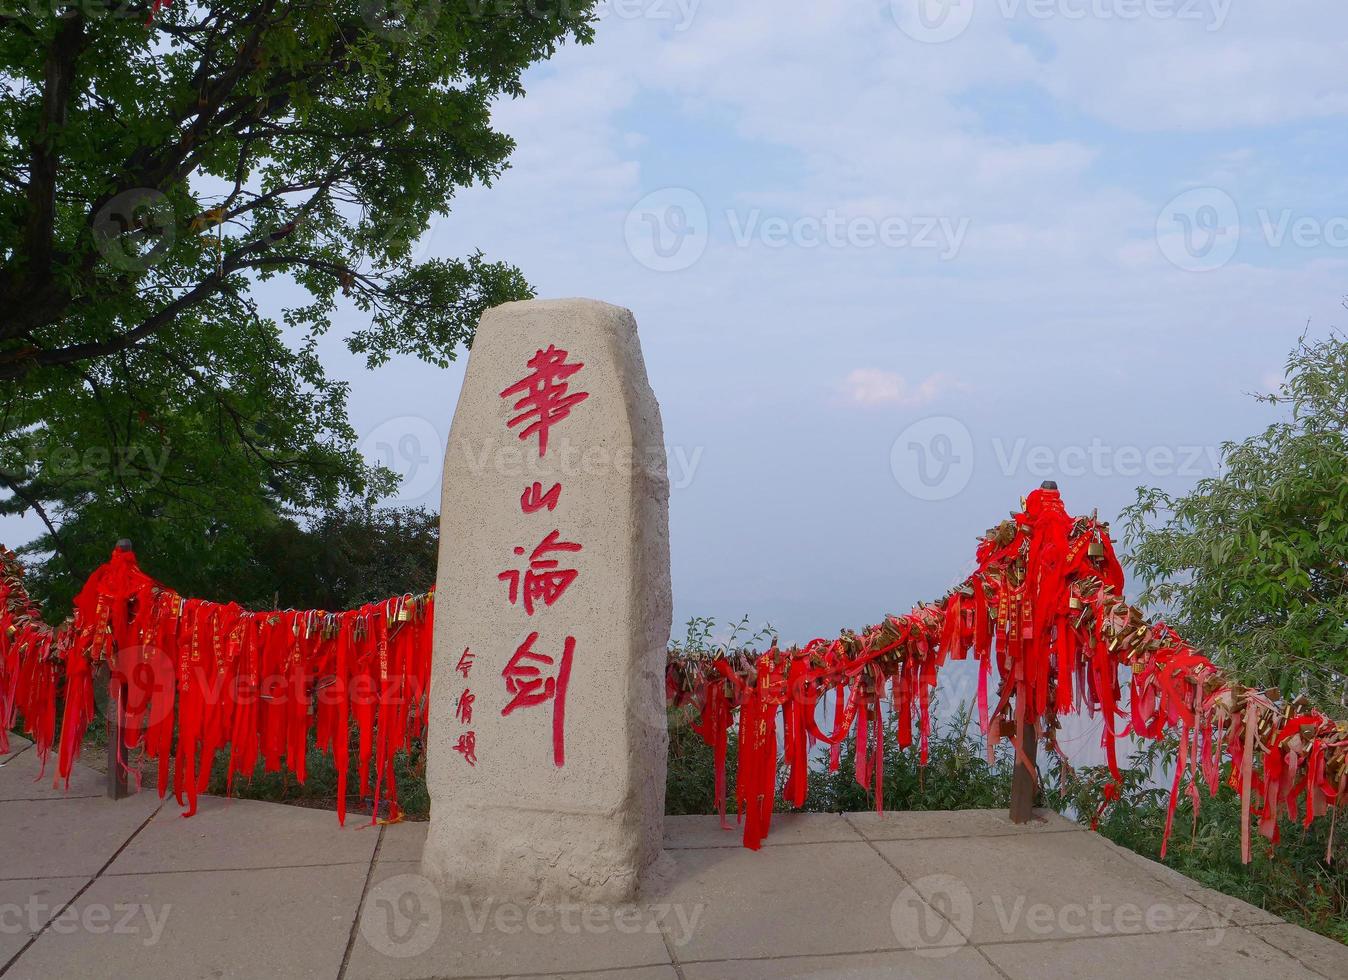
0, 735, 32, 761
1097, 834, 1283, 927
2, 780, 1345, 980
1249, 923, 1348, 979
345, 858, 674, 980
0, 793, 160, 880
378, 821, 429, 863
107, 795, 380, 875
876, 825, 1226, 945
648, 840, 914, 962
6, 865, 366, 980
0, 878, 87, 968
678, 947, 1003, 979
981, 927, 1328, 980
0, 748, 105, 802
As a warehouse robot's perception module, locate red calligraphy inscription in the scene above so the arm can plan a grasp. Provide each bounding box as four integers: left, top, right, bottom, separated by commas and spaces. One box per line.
456, 648, 475, 679
499, 345, 589, 458
520, 481, 563, 514
452, 731, 477, 767
499, 530, 582, 615
500, 632, 574, 767
455, 688, 475, 725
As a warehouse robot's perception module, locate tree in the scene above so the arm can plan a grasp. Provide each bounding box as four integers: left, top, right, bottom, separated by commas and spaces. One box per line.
1122, 332, 1348, 715
0, 1, 596, 599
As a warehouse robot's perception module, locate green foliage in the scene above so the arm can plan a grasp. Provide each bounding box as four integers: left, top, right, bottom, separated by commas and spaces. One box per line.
204, 727, 430, 821
802, 703, 1015, 813
0, 2, 595, 601
1122, 333, 1348, 714
664, 705, 739, 816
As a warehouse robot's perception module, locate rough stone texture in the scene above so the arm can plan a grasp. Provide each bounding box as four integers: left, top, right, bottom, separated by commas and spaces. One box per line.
422, 298, 672, 906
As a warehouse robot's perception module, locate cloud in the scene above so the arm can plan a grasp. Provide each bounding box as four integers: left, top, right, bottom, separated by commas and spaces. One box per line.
842, 369, 960, 408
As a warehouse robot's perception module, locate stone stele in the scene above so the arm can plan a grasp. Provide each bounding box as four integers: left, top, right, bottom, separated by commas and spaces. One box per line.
422, 298, 672, 906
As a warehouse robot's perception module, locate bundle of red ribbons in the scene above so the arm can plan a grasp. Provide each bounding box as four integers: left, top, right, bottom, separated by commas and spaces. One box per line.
666, 487, 1348, 858
3, 487, 1346, 856
0, 544, 433, 823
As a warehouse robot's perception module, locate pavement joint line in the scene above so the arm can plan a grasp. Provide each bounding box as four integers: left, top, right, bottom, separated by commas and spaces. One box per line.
1240, 926, 1337, 980
0, 744, 33, 767
0, 797, 165, 978
838, 810, 1082, 843
649, 880, 687, 980
675, 942, 971, 965
338, 822, 385, 980
0, 795, 104, 803
1094, 835, 1283, 930
391, 962, 675, 979
101, 859, 378, 877
979, 924, 1336, 978
975, 924, 1237, 949
662, 837, 864, 850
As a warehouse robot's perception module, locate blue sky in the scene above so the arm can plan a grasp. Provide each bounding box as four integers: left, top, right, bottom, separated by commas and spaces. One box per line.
8, 0, 1348, 652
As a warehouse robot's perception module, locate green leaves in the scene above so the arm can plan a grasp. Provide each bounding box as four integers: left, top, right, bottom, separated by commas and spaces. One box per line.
1123, 333, 1348, 714
0, 1, 595, 602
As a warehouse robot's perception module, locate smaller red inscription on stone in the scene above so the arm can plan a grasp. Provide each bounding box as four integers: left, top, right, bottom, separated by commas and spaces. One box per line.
452, 731, 477, 767
456, 648, 475, 679
455, 688, 475, 725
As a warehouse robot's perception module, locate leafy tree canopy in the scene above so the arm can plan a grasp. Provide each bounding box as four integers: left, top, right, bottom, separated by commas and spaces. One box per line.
0, 0, 596, 603
1123, 332, 1348, 715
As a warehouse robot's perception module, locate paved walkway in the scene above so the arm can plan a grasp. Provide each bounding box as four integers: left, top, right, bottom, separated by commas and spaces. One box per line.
1, 735, 1345, 980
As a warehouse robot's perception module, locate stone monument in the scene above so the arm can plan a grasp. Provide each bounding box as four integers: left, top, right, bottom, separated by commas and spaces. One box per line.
422, 298, 672, 905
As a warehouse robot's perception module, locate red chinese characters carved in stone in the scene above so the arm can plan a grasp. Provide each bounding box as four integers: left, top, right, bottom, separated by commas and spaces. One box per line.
499, 632, 574, 767
520, 481, 563, 514
455, 688, 475, 725
499, 530, 582, 615
456, 648, 475, 679
452, 731, 477, 767
499, 345, 589, 458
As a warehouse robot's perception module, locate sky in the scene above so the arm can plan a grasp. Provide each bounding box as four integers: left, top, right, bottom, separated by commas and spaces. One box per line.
8, 0, 1348, 655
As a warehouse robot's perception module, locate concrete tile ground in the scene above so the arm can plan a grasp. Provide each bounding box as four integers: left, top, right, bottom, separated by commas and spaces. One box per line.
0, 753, 1344, 980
